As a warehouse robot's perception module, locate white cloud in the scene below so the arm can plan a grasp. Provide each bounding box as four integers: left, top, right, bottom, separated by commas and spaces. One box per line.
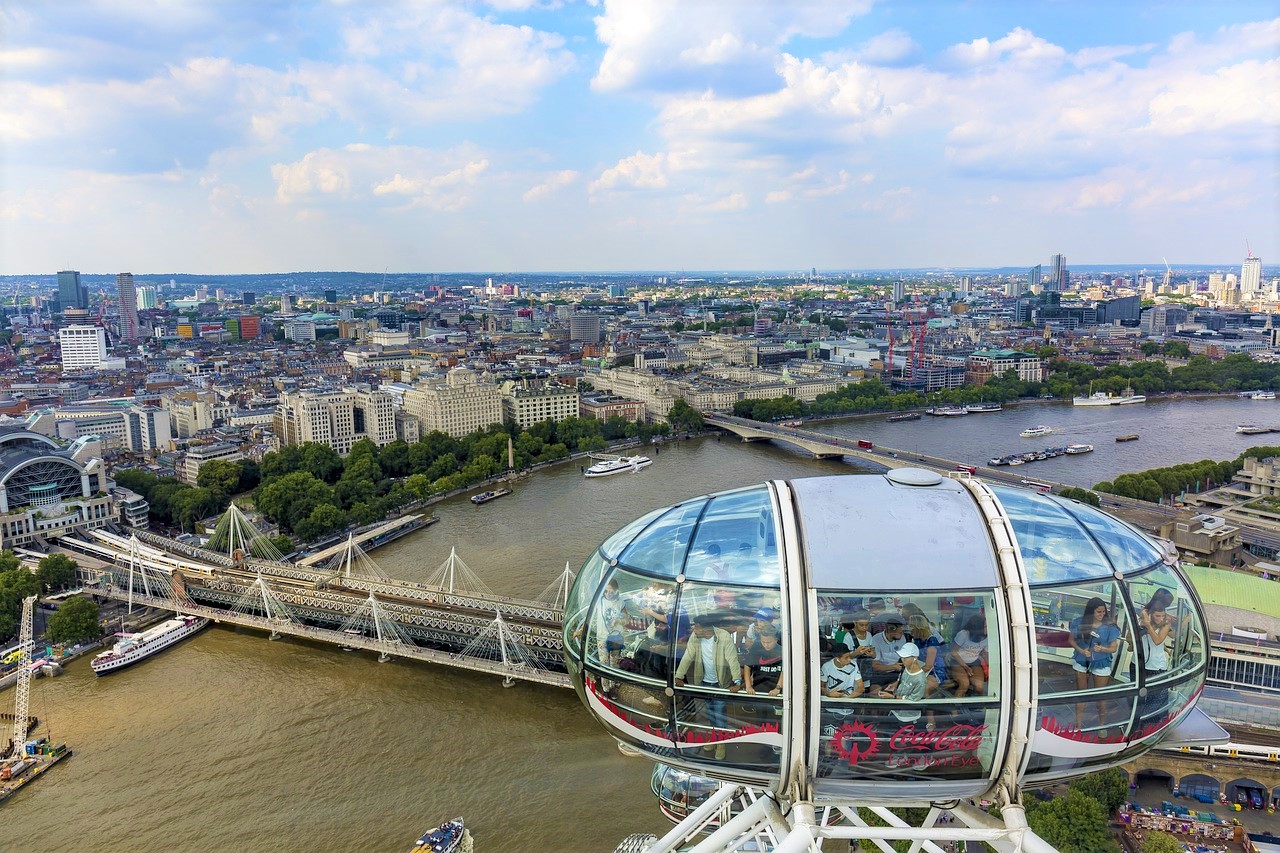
591, 0, 873, 94
855, 29, 922, 67
522, 169, 580, 202
942, 27, 1067, 69
589, 151, 673, 194
273, 145, 489, 209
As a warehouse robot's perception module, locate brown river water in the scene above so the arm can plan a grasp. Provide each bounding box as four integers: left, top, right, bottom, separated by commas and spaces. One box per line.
4, 396, 1265, 851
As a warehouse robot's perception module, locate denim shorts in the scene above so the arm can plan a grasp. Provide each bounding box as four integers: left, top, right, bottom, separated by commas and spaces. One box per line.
1073, 660, 1112, 676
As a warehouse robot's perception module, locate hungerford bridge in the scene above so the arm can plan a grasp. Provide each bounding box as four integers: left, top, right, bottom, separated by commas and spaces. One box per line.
51, 504, 572, 688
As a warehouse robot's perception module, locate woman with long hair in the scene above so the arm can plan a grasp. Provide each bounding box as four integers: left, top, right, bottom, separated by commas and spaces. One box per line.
1069, 596, 1121, 727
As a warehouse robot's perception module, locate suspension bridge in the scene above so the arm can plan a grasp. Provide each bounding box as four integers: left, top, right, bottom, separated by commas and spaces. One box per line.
51, 504, 574, 689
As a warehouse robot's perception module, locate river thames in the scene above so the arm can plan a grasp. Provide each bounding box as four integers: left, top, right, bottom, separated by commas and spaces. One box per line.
3, 394, 1269, 852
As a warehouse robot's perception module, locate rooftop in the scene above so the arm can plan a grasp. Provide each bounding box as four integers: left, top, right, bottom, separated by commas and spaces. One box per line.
1184, 564, 1280, 618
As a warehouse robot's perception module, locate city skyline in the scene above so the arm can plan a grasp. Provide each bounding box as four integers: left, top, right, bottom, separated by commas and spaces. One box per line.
2, 2, 1277, 274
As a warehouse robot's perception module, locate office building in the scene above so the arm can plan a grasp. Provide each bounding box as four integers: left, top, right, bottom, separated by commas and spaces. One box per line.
324, 289, 338, 304
1140, 305, 1190, 337
137, 286, 158, 309
238, 315, 261, 339
1028, 265, 1041, 292
163, 391, 219, 439
1242, 255, 1263, 300
402, 368, 503, 438
58, 325, 108, 371
179, 442, 245, 484
57, 270, 88, 312
52, 403, 172, 453
965, 349, 1044, 384
500, 380, 581, 429
960, 276, 972, 295
1047, 255, 1066, 292
286, 320, 316, 342
274, 387, 397, 455
569, 313, 603, 343
280, 295, 293, 314
891, 281, 905, 303
242, 291, 256, 305
116, 273, 139, 340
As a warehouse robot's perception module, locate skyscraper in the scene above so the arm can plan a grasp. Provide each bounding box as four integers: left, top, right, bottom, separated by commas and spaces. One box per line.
1048, 255, 1066, 292
1242, 253, 1263, 300
116, 272, 138, 340
57, 270, 88, 312
137, 286, 158, 309
1028, 265, 1042, 292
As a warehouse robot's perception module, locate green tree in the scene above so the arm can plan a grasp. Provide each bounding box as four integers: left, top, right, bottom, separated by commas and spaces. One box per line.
1139, 341, 1161, 356
294, 503, 347, 542
46, 597, 101, 645
1069, 767, 1128, 814
1162, 340, 1191, 358
667, 398, 706, 432
1141, 833, 1185, 853
196, 460, 243, 500
36, 554, 78, 592
254, 471, 338, 533
1023, 789, 1119, 853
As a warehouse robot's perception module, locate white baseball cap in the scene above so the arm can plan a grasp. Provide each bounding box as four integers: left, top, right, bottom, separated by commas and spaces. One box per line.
898, 643, 920, 659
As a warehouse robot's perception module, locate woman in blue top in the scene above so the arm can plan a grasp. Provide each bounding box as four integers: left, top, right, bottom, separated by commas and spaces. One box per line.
1069, 597, 1121, 727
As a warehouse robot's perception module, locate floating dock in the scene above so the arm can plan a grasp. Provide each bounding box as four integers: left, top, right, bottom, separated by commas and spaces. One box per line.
0, 744, 72, 805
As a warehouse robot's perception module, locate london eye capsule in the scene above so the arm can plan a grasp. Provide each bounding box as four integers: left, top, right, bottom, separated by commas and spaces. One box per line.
563, 469, 1214, 804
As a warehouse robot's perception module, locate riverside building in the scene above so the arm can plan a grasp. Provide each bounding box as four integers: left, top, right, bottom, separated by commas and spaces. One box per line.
274, 387, 397, 455
402, 367, 503, 438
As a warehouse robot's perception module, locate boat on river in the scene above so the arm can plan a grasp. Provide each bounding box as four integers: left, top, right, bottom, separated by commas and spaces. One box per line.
1116, 434, 1140, 442
886, 412, 922, 422
1241, 390, 1277, 400
1073, 384, 1147, 406
411, 817, 472, 853
1066, 444, 1094, 454
584, 454, 653, 478
1020, 426, 1053, 438
1236, 425, 1277, 435
91, 614, 208, 675
470, 488, 512, 505
965, 403, 1003, 413
925, 406, 968, 417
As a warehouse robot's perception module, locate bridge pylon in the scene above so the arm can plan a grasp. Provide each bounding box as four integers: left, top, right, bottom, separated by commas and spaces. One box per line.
453, 609, 549, 688
339, 590, 413, 662
231, 572, 302, 639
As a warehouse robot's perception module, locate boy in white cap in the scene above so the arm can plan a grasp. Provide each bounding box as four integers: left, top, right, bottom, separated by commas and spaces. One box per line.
878, 643, 927, 723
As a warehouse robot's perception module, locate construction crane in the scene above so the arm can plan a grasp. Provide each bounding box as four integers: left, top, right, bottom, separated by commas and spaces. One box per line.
9, 595, 35, 759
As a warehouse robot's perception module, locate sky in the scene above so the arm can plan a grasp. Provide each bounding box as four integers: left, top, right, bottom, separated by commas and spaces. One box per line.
1, 1, 1278, 274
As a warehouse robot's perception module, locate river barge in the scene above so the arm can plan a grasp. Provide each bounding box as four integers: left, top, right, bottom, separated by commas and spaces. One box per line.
1116, 434, 1140, 442
470, 488, 512, 505
0, 739, 72, 805
886, 412, 922, 422
987, 446, 1091, 467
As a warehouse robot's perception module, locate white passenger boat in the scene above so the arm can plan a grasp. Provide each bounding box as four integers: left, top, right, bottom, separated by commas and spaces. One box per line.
1065, 444, 1094, 454
1073, 384, 1146, 406
965, 403, 1003, 413
1243, 390, 1277, 400
584, 454, 653, 478
1020, 426, 1053, 438
91, 614, 208, 675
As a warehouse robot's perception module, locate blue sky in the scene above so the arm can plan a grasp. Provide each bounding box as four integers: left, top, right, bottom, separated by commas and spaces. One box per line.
1, 1, 1276, 274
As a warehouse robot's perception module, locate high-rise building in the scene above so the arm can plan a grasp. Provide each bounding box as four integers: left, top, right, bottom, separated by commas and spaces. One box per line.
892, 281, 905, 302
960, 276, 972, 295
1242, 254, 1263, 300
274, 387, 397, 455
1028, 265, 1042, 292
57, 270, 88, 312
238, 315, 260, 339
137, 286, 158, 309
324, 289, 338, 304
242, 291, 256, 305
1047, 255, 1066, 292
116, 272, 138, 340
280, 294, 293, 313
58, 325, 108, 371
569, 313, 602, 343
402, 367, 503, 438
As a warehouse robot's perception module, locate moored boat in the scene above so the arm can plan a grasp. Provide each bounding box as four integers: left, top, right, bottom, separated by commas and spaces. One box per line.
470, 488, 512, 505
886, 412, 922, 422
1116, 434, 1140, 442
1236, 425, 1276, 435
1245, 390, 1277, 400
412, 817, 472, 853
584, 454, 653, 478
1020, 425, 1053, 438
1073, 385, 1146, 406
925, 406, 968, 417
90, 614, 208, 675
1065, 444, 1094, 454
965, 403, 1003, 413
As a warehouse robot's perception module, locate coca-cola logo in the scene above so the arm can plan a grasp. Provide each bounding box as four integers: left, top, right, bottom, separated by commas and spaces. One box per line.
831, 721, 987, 768
890, 724, 986, 752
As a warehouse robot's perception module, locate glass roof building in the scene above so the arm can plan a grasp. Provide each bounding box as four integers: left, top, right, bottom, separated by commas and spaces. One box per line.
565, 469, 1211, 804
